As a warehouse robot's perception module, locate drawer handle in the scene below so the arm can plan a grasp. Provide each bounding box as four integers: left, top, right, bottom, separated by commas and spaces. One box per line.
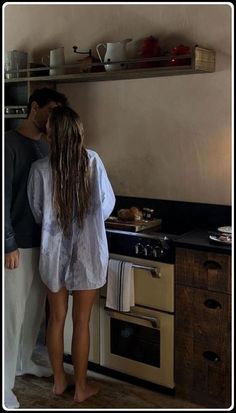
202, 351, 220, 362
204, 299, 222, 309
203, 260, 222, 270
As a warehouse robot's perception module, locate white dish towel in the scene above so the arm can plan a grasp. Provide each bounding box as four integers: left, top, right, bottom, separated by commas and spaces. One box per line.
106, 258, 135, 312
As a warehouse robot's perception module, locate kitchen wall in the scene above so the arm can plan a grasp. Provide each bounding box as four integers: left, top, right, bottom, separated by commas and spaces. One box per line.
4, 3, 232, 205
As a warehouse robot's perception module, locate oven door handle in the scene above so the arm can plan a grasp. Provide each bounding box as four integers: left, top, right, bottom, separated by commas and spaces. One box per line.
104, 306, 160, 329
132, 264, 161, 278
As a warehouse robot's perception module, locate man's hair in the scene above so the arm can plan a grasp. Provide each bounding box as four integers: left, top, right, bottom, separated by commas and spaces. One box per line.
27, 87, 68, 115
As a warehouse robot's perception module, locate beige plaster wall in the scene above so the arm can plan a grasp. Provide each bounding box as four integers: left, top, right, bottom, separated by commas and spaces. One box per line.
4, 3, 232, 205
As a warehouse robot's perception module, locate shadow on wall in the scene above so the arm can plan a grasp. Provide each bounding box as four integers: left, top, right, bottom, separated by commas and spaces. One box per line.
31, 40, 66, 66
4, 4, 231, 75
5, 4, 225, 66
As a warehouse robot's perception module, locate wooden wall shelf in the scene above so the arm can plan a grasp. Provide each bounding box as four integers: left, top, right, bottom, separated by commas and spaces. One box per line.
4, 46, 215, 85
4, 46, 215, 130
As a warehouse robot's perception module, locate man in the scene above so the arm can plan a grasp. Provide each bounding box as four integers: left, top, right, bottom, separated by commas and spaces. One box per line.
4, 87, 68, 409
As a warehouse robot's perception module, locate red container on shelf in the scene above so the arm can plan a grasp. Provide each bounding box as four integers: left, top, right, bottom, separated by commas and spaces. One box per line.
168, 44, 191, 66
138, 36, 161, 68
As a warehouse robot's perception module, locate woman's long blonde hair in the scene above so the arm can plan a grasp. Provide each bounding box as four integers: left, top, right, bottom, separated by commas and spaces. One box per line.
48, 106, 91, 236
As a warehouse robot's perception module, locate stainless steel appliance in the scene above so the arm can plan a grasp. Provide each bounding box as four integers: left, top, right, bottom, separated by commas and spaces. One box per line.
99, 228, 179, 389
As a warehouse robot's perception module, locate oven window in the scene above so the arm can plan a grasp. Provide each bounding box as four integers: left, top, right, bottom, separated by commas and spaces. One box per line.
110, 318, 160, 367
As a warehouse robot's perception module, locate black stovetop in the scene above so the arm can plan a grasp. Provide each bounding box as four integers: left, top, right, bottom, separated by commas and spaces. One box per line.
107, 197, 231, 263
106, 224, 183, 264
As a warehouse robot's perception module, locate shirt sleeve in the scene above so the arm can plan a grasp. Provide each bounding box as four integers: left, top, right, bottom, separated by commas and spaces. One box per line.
27, 164, 44, 225
5, 144, 18, 253
97, 155, 116, 221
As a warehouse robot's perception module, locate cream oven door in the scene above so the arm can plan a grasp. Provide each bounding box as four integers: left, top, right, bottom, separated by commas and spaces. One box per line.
64, 292, 100, 363
101, 253, 174, 313
100, 297, 174, 388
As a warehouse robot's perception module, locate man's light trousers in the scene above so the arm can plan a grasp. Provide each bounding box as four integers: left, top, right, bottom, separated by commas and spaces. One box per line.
4, 248, 46, 390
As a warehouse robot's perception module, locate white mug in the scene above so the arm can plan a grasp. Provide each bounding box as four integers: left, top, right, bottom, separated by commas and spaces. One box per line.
42, 47, 65, 76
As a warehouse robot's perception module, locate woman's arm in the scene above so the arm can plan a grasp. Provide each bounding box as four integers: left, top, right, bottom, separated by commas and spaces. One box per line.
98, 157, 116, 221
27, 164, 44, 224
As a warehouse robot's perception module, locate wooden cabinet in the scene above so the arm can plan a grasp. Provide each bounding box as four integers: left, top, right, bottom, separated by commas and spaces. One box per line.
175, 247, 232, 408
4, 81, 28, 131
4, 80, 55, 131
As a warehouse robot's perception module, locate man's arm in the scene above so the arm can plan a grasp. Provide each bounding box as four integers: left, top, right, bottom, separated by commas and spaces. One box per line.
5, 144, 20, 269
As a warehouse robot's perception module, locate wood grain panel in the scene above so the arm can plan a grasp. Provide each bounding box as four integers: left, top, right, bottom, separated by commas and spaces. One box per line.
175, 247, 232, 407
175, 285, 230, 341
175, 248, 231, 293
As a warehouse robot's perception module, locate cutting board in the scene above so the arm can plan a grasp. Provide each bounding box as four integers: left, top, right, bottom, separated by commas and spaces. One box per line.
105, 217, 162, 232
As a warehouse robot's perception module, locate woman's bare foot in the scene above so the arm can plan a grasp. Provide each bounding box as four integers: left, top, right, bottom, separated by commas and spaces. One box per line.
74, 382, 99, 402
53, 373, 75, 395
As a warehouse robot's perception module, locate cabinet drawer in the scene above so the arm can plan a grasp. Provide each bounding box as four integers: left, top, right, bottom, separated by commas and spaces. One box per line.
175, 248, 231, 293
175, 332, 231, 407
175, 363, 231, 408
175, 331, 230, 373
175, 285, 231, 341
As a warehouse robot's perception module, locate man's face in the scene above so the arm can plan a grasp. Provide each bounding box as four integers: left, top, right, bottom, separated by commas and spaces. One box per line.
32, 101, 60, 134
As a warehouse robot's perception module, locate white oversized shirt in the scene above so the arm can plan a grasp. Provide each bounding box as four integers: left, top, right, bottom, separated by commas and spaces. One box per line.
27, 149, 115, 292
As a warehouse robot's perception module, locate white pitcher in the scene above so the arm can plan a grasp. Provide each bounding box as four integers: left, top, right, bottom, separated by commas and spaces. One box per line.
96, 39, 132, 71
42, 47, 65, 76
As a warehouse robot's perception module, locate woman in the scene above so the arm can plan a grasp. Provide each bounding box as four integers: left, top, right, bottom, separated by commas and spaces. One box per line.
27, 106, 115, 402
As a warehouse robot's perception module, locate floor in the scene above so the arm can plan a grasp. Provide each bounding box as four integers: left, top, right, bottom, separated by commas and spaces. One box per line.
12, 345, 205, 410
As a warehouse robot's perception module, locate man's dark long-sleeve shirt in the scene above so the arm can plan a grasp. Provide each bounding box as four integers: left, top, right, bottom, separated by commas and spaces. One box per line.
5, 130, 49, 253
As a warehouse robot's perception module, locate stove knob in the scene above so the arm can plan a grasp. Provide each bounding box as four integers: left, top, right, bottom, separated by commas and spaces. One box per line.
153, 246, 164, 258
144, 244, 153, 257
135, 242, 144, 255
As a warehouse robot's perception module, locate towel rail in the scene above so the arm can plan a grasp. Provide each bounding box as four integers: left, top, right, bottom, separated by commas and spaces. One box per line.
132, 264, 161, 278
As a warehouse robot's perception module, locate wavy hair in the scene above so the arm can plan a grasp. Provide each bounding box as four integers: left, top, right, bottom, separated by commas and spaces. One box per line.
27, 87, 68, 116
48, 106, 91, 236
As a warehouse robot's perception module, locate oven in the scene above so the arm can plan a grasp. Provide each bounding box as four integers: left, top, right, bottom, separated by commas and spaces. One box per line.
99, 251, 175, 388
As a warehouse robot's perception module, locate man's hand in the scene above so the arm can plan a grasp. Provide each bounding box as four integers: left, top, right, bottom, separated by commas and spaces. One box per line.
5, 249, 20, 269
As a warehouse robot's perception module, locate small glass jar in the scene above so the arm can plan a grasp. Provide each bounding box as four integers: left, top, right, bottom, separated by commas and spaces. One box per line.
142, 208, 154, 220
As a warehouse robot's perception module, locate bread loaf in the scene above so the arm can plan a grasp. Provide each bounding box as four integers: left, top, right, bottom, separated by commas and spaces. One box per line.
130, 207, 143, 221
117, 209, 131, 220
118, 207, 143, 221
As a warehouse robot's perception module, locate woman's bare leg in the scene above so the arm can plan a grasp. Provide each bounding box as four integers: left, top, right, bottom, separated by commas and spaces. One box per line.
72, 289, 99, 402
46, 287, 72, 395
